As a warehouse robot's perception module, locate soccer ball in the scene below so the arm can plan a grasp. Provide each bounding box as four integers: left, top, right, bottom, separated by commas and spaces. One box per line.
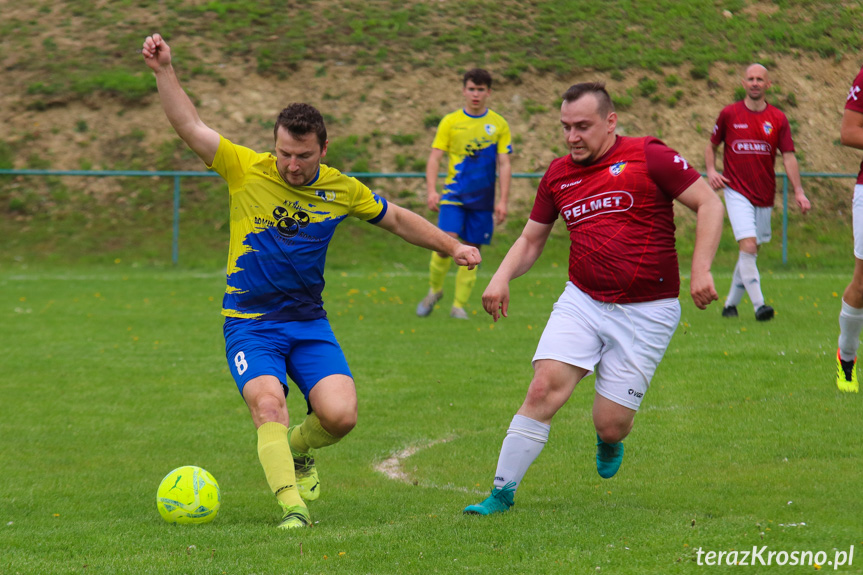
156, 466, 221, 524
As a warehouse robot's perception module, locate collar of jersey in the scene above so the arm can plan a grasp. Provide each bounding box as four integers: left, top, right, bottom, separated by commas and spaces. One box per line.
303, 166, 321, 187
462, 109, 489, 119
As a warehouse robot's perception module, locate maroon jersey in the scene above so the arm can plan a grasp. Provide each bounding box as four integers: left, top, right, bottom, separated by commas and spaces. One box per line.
530, 136, 700, 304
845, 65, 863, 184
710, 100, 795, 207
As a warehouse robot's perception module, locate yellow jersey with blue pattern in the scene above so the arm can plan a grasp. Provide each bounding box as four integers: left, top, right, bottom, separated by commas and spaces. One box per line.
432, 108, 512, 211
209, 136, 387, 321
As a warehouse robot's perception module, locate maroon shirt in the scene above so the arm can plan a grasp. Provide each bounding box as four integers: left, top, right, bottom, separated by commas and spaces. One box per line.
710, 100, 795, 207
530, 136, 700, 304
845, 65, 863, 185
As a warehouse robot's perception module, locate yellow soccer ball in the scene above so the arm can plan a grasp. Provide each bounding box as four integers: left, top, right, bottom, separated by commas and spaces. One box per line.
156, 466, 220, 524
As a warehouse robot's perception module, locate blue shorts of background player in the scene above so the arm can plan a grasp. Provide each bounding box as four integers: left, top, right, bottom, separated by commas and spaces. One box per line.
438, 204, 494, 246
416, 204, 493, 319
224, 316, 352, 409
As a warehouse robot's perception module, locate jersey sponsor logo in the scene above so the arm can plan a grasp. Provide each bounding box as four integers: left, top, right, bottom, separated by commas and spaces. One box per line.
561, 191, 633, 226
762, 121, 774, 135
465, 137, 491, 157
316, 190, 336, 202
485, 124, 497, 136
731, 139, 772, 155
559, 179, 582, 189
609, 161, 627, 176
273, 206, 311, 238
849, 84, 861, 102
253, 206, 321, 243
733, 123, 749, 129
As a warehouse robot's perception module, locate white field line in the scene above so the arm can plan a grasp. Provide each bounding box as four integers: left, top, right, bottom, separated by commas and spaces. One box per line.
373, 436, 486, 495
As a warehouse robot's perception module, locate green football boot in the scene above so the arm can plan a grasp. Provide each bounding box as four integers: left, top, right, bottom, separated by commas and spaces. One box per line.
277, 502, 311, 529
596, 433, 624, 479
836, 349, 859, 393
463, 481, 516, 515
288, 425, 320, 501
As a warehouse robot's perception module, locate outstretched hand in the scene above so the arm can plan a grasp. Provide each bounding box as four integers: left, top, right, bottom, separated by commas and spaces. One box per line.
452, 244, 481, 270
482, 277, 510, 322
142, 33, 172, 71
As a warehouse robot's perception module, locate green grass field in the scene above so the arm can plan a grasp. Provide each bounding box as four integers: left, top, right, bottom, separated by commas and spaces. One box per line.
2, 226, 862, 574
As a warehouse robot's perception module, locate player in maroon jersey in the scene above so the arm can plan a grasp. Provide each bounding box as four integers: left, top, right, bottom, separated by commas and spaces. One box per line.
463, 83, 723, 516
834, 64, 863, 393
705, 64, 811, 322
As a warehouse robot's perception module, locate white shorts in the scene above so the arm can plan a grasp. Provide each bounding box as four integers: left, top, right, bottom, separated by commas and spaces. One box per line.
723, 187, 772, 245
532, 282, 681, 410
853, 185, 863, 259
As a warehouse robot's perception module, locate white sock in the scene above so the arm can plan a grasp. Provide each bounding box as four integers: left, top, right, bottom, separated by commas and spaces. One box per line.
838, 300, 863, 362
725, 260, 746, 307
493, 415, 550, 490
737, 251, 765, 310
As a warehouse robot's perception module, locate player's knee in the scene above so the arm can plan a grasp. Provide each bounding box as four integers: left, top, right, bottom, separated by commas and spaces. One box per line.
595, 419, 632, 444
248, 393, 286, 426
318, 405, 357, 438
523, 377, 555, 407
850, 273, 863, 294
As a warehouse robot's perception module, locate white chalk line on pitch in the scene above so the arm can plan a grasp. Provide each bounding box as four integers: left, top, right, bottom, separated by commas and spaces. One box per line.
373, 436, 486, 495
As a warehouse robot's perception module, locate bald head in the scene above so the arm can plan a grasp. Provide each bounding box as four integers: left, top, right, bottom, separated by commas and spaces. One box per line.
745, 63, 769, 80
742, 63, 771, 108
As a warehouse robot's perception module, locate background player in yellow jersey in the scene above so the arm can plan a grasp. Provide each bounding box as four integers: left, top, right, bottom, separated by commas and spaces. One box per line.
417, 69, 512, 319
142, 33, 480, 530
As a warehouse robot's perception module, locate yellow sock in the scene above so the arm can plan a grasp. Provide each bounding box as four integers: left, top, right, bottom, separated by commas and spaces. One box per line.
289, 411, 341, 454
453, 264, 478, 309
429, 252, 452, 294
257, 422, 304, 508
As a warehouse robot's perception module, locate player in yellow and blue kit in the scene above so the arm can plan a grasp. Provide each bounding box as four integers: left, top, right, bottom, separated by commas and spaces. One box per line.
143, 33, 481, 530
418, 69, 512, 319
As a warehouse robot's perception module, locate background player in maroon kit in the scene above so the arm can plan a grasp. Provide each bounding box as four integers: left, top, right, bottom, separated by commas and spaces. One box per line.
705, 63, 811, 322
463, 83, 724, 516
834, 64, 863, 393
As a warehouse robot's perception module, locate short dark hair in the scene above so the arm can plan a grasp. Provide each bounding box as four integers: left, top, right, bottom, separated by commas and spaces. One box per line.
273, 103, 327, 148
562, 82, 614, 118
463, 68, 493, 89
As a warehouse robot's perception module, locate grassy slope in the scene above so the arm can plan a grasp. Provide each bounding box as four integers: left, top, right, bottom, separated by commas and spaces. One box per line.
1, 0, 862, 270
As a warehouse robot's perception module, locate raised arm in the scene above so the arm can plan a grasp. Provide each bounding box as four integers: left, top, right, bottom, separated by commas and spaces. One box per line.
674, 178, 723, 310
142, 34, 220, 165
482, 218, 554, 321
375, 203, 481, 268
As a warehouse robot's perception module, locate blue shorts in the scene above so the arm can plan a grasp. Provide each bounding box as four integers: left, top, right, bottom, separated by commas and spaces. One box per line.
438, 204, 494, 245
223, 316, 352, 401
